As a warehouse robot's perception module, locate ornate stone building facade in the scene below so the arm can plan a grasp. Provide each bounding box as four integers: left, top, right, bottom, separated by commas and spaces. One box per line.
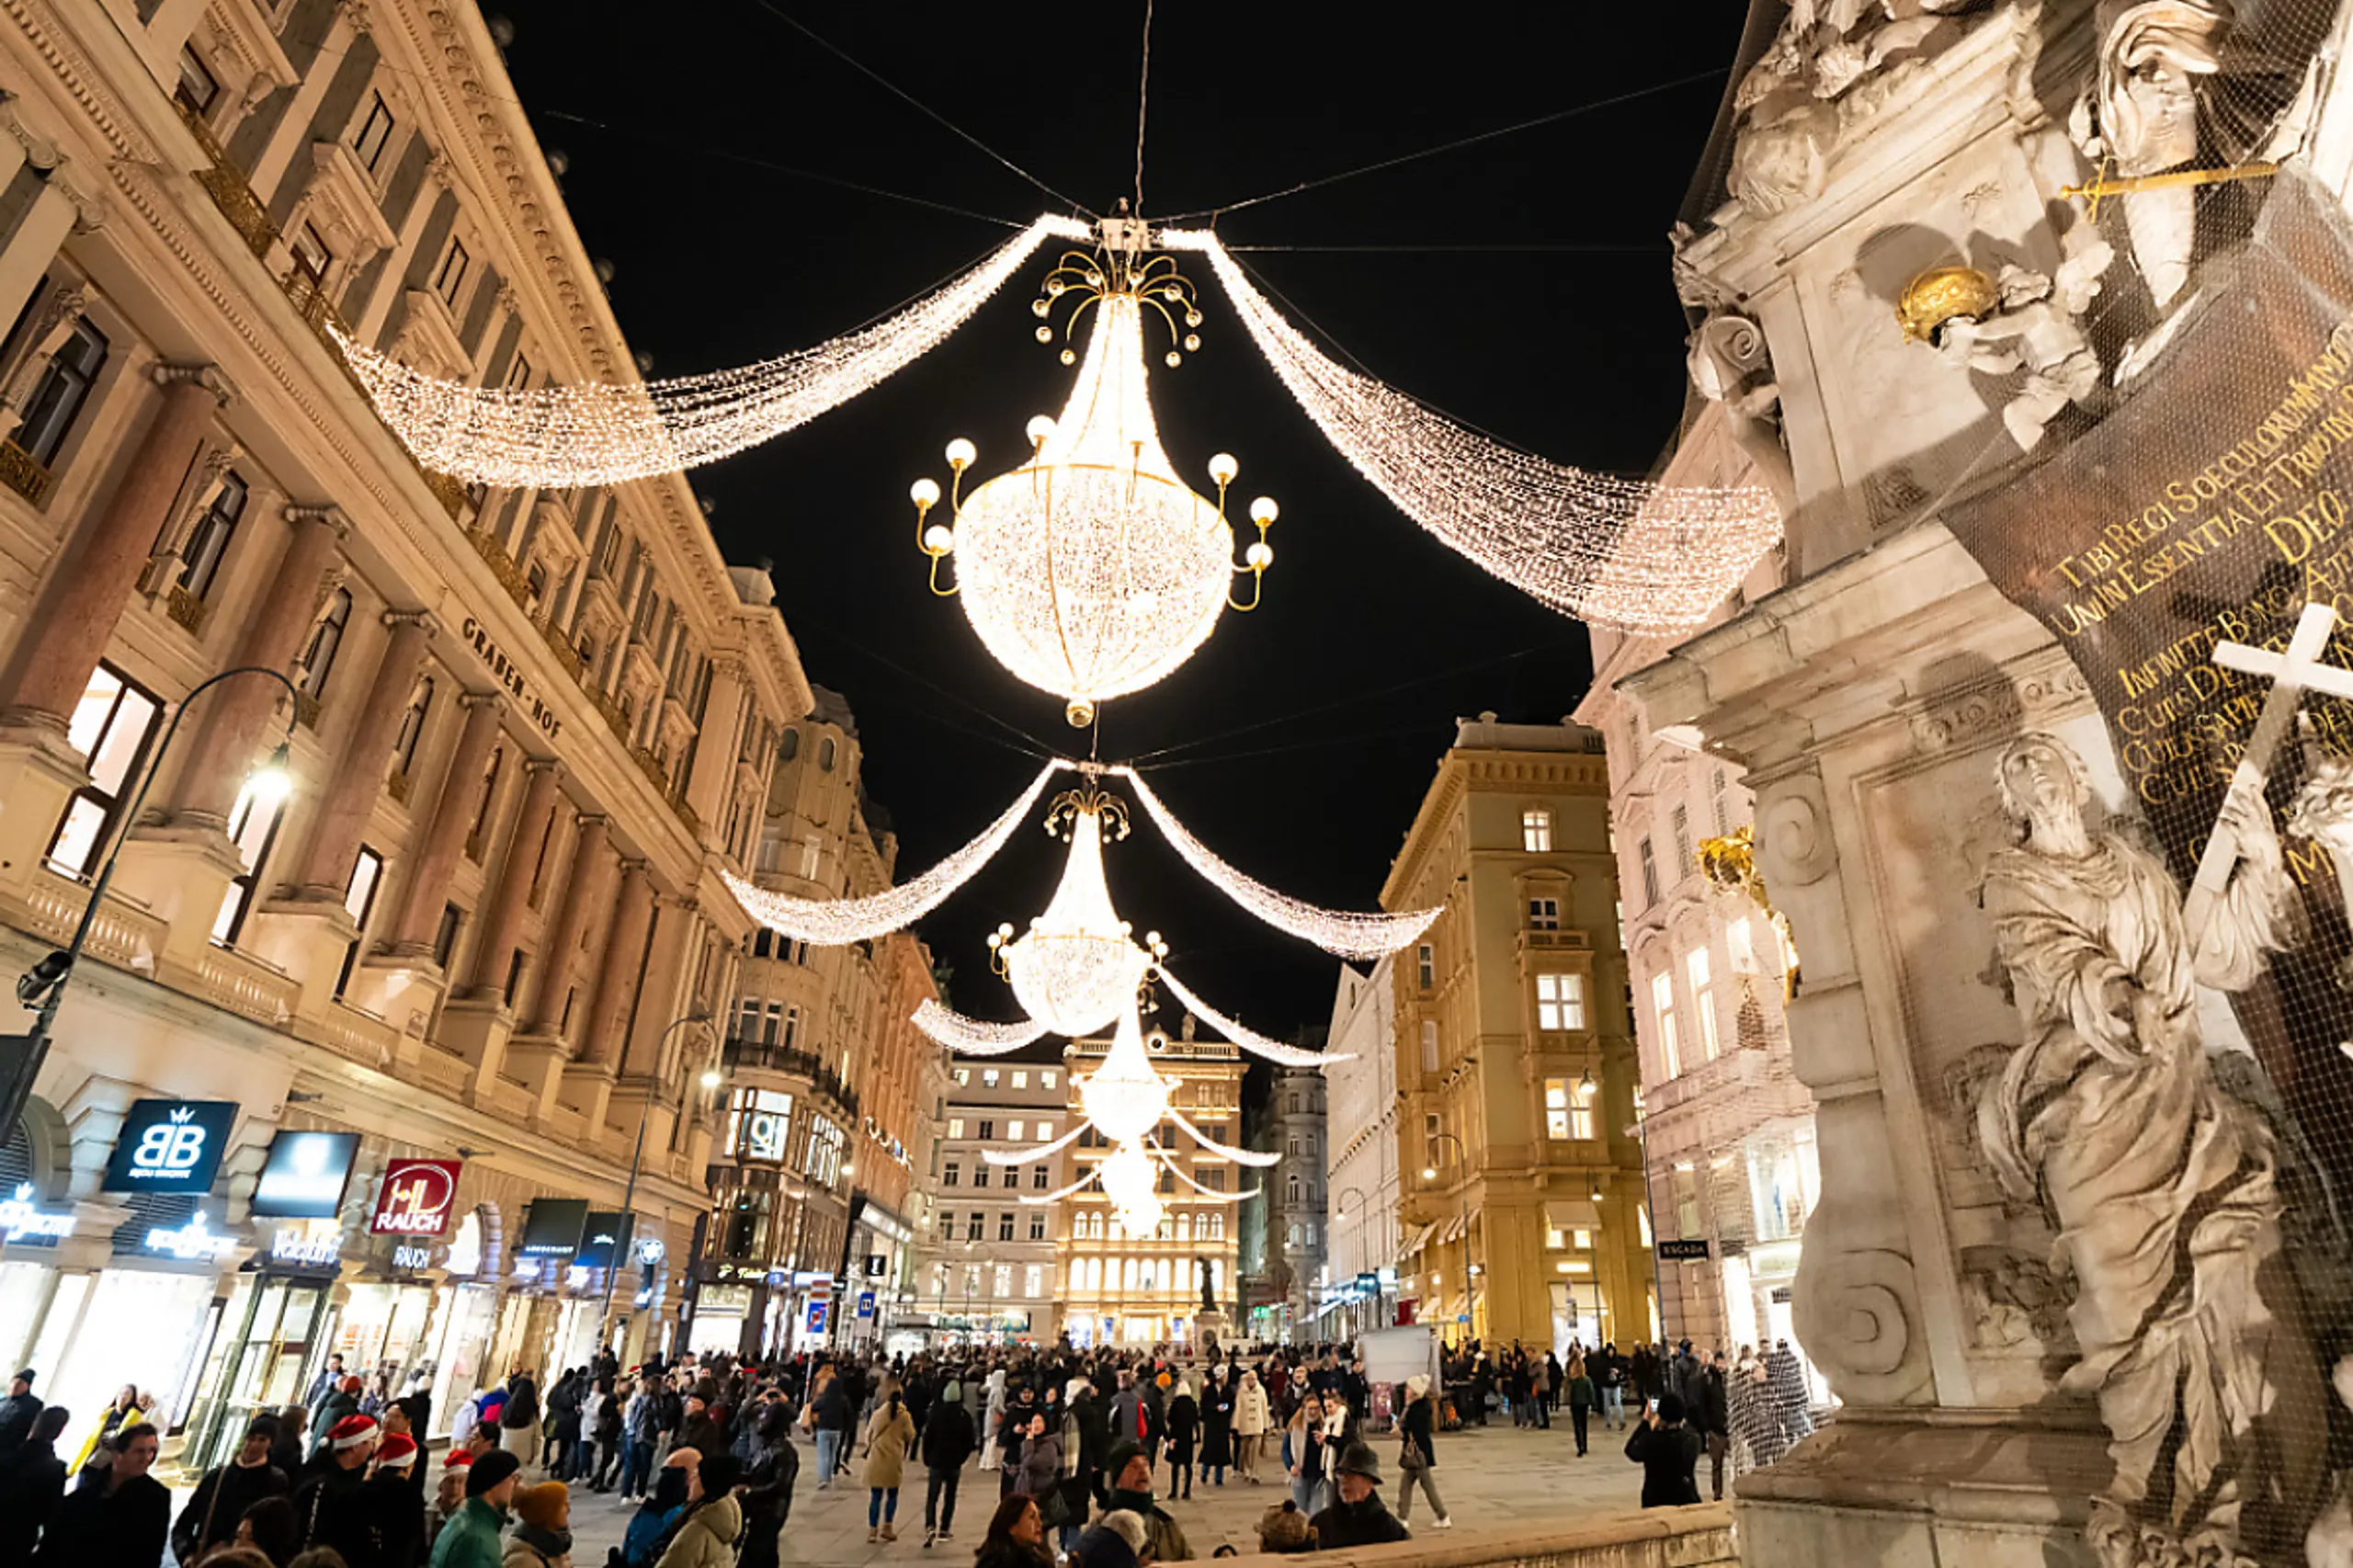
1323, 955, 1401, 1339
908, 1057, 1069, 1346
0, 0, 815, 1463
1268, 1062, 1326, 1342
1382, 715, 1651, 1352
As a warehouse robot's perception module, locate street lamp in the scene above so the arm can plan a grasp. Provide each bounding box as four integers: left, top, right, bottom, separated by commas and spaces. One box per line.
3, 665, 299, 1137
598, 1009, 720, 1347
1336, 1186, 1380, 1334
1627, 1092, 1668, 1346
1423, 1131, 1478, 1341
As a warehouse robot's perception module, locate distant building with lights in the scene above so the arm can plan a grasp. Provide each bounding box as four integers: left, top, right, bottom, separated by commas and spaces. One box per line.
1382, 714, 1652, 1351
908, 1059, 1070, 1345
1056, 1017, 1245, 1349
1322, 955, 1401, 1338
1269, 1061, 1327, 1343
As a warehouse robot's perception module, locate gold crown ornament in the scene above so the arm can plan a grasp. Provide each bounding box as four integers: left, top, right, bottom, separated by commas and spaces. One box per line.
1896, 265, 1999, 344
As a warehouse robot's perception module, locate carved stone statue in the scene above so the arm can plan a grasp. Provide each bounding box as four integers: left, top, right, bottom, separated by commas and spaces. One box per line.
1198, 1256, 1218, 1314
1923, 246, 2113, 450
1977, 732, 2328, 1566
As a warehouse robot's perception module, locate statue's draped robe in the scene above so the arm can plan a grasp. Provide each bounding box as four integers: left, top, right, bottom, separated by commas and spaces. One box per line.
1981, 829, 2324, 1553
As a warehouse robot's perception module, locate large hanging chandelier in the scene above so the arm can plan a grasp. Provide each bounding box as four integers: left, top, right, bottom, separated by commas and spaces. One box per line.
910, 223, 1278, 725
988, 781, 1154, 1035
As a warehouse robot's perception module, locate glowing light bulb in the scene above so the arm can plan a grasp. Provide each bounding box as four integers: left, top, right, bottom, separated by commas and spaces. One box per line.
1249, 497, 1279, 527
924, 524, 955, 555
910, 477, 940, 509
1027, 415, 1057, 447
1245, 541, 1273, 570
1208, 453, 1239, 486
945, 437, 977, 471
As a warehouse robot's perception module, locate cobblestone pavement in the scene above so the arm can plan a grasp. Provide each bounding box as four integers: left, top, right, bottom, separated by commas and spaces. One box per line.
562, 1415, 1663, 1563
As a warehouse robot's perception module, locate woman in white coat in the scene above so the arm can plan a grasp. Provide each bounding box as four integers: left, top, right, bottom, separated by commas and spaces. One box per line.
1232, 1369, 1271, 1483
979, 1369, 1009, 1471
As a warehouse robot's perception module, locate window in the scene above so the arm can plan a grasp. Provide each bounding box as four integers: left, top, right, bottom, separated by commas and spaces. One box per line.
175, 46, 219, 115
778, 728, 800, 763
818, 736, 836, 771
1416, 942, 1435, 990
1528, 897, 1561, 930
289, 222, 333, 290
1639, 837, 1660, 906
1008, 1120, 1024, 1141
334, 845, 384, 997
465, 746, 502, 859
1536, 972, 1586, 1030
176, 471, 247, 602
1522, 808, 1553, 852
1688, 948, 1721, 1061
1672, 806, 1693, 879
947, 1119, 965, 1140
503, 352, 532, 392
295, 587, 351, 699
352, 91, 394, 170
1653, 971, 1681, 1078
977, 1119, 994, 1141
211, 774, 287, 945
971, 1167, 987, 1188
17, 316, 106, 469
953, 1068, 970, 1085
1024, 1262, 1043, 1295
1035, 1120, 1053, 1142
982, 1069, 999, 1088
1041, 1071, 1057, 1090
1033, 1165, 1050, 1189
942, 1163, 959, 1187
999, 1212, 1016, 1242
938, 1211, 956, 1238
46, 665, 161, 878
433, 237, 470, 308
1419, 1019, 1439, 1073
1545, 1079, 1573, 1140
392, 676, 434, 777
1199, 1168, 1224, 1193
1711, 768, 1730, 835
432, 903, 463, 970
965, 1213, 983, 1241
724, 1088, 794, 1162
802, 1117, 847, 1186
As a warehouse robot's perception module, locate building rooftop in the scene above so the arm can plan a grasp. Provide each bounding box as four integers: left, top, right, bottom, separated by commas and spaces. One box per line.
1451, 710, 1608, 754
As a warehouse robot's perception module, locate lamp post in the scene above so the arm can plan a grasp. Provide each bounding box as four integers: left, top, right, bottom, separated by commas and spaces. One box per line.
3, 665, 298, 1138
1335, 1186, 1375, 1335
597, 1009, 720, 1350
1420, 1131, 1478, 1342
1627, 1093, 1668, 1346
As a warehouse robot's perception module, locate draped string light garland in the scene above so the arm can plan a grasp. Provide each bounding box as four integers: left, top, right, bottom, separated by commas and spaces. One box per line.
907, 1000, 1049, 1055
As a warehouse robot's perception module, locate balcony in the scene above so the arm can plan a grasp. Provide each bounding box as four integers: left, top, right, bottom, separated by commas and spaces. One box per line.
177, 100, 274, 258
722, 1035, 859, 1119
0, 438, 53, 507
468, 528, 533, 613
539, 619, 586, 680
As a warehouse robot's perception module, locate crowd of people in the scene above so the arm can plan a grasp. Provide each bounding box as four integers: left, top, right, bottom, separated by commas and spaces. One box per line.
0, 1329, 1822, 1567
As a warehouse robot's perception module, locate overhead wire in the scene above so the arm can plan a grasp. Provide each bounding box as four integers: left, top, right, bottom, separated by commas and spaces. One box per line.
744, 0, 1099, 220
1160, 66, 1732, 222
1134, 0, 1155, 214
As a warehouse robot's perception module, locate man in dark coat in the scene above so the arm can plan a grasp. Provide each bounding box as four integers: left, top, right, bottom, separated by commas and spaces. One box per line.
1695, 1355, 1733, 1501
1624, 1393, 1704, 1508
294, 1413, 383, 1566
0, 1406, 70, 1567
1308, 1443, 1408, 1549
30, 1420, 168, 1567
0, 1371, 40, 1460
173, 1415, 290, 1564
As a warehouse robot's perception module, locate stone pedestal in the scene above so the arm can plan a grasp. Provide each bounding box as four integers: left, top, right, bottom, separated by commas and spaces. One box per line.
433, 994, 517, 1101
242, 895, 358, 1025
105, 823, 244, 974
0, 719, 97, 902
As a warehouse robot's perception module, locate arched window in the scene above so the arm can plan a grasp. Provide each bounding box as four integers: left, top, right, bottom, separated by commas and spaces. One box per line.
466, 745, 504, 858
818, 735, 836, 771
295, 587, 351, 699
393, 677, 434, 773
778, 728, 800, 763
178, 472, 247, 601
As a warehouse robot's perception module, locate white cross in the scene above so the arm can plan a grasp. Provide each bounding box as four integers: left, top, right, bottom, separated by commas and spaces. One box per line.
2185, 601, 2353, 931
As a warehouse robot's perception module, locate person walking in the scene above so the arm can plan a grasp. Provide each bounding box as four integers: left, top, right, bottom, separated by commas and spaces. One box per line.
1565, 1356, 1597, 1458
621, 1378, 661, 1501
736, 1403, 799, 1568
1766, 1341, 1814, 1443
546, 1370, 583, 1483
1624, 1394, 1703, 1508
919, 1378, 975, 1547
1163, 1377, 1197, 1500
1597, 1344, 1626, 1431
1730, 1351, 1787, 1473
500, 1370, 544, 1472
1308, 1443, 1409, 1549
812, 1369, 854, 1493
71, 1384, 142, 1474
0, 1406, 70, 1568
1198, 1368, 1233, 1489
174, 1414, 290, 1564
861, 1384, 916, 1543
1696, 1354, 1732, 1502
979, 1369, 1007, 1473
1233, 1370, 1269, 1483
32, 1420, 169, 1566
1281, 1394, 1336, 1518
1392, 1375, 1450, 1530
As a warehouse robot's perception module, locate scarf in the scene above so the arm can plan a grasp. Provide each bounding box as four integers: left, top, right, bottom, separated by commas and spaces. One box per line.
517, 1521, 574, 1559
1108, 1487, 1156, 1517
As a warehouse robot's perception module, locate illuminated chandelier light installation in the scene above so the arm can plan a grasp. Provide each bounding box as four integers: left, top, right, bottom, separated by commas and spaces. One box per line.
333, 215, 1091, 488
910, 235, 1278, 725
719, 759, 1063, 946
990, 782, 1154, 1035
1153, 225, 1781, 634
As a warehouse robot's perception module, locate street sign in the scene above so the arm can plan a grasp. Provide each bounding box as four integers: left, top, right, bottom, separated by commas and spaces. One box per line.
1657, 1239, 1712, 1261
1456, 1312, 1471, 1324
806, 1298, 829, 1335
858, 1290, 876, 1320
251, 1131, 359, 1218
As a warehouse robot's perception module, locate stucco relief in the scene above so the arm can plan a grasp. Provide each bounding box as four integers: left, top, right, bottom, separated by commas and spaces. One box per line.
1790, 1243, 1935, 1403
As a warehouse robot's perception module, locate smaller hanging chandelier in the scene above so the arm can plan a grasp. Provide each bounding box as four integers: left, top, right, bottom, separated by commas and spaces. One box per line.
910, 226, 1279, 726
988, 781, 1154, 1035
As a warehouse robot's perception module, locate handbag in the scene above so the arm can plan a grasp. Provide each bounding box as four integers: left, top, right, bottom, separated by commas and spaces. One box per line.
1398, 1434, 1427, 1471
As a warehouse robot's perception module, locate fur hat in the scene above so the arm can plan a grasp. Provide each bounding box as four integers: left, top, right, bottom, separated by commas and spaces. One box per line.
1256, 1501, 1316, 1553
513, 1481, 569, 1530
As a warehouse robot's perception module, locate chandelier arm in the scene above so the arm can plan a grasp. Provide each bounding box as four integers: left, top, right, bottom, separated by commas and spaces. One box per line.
983, 1119, 1089, 1167
1109, 766, 1439, 959
1154, 226, 1783, 635
1153, 964, 1354, 1070
723, 760, 1072, 945
908, 999, 1051, 1056
1019, 1169, 1102, 1204
1166, 1106, 1283, 1167
1145, 1139, 1258, 1201
338, 214, 1089, 487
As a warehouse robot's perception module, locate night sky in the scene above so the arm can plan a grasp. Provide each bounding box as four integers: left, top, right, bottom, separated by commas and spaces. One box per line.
492, 2, 1750, 1042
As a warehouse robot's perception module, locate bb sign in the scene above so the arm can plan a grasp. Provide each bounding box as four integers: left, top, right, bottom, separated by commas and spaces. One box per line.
103, 1100, 236, 1193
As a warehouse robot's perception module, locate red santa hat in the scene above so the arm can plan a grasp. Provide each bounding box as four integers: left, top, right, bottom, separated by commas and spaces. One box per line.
329, 1414, 380, 1450
376, 1433, 418, 1470
443, 1449, 474, 1471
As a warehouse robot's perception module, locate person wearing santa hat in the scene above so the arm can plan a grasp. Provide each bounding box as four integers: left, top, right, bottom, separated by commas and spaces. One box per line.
296, 1413, 382, 1567
366, 1431, 426, 1568
430, 1449, 474, 1553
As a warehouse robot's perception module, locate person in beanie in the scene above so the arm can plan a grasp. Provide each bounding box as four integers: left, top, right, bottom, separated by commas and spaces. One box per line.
175, 1415, 290, 1563
653, 1453, 742, 1568
430, 1447, 520, 1568
1624, 1392, 1704, 1508
1394, 1375, 1450, 1529
918, 1377, 975, 1546
1070, 1514, 1142, 1568
1308, 1443, 1408, 1549
368, 1432, 426, 1568
735, 1402, 798, 1568
1097, 1441, 1189, 1562
504, 1481, 572, 1567
1255, 1500, 1317, 1554
0, 1371, 40, 1460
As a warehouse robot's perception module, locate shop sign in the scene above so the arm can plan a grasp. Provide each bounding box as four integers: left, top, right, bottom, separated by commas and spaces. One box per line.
865, 1254, 887, 1277
741, 1104, 790, 1162
252, 1131, 359, 1219
371, 1160, 462, 1235
517, 1199, 589, 1257
1770, 1285, 1793, 1304
103, 1099, 237, 1193
392, 1243, 437, 1272
1657, 1239, 1712, 1261
269, 1226, 341, 1268
637, 1237, 665, 1267
145, 1208, 237, 1261
1378, 1267, 1398, 1287
459, 617, 564, 738
0, 1184, 70, 1245
701, 1284, 753, 1314
1355, 1271, 1379, 1293
857, 1290, 876, 1320
575, 1212, 633, 1269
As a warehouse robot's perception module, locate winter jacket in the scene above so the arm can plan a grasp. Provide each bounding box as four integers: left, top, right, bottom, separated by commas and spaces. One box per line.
1692, 1368, 1730, 1437
501, 1376, 541, 1434
1567, 1374, 1597, 1410
1233, 1381, 1270, 1437
676, 1414, 727, 1463
654, 1493, 743, 1568
862, 1404, 915, 1490
922, 1402, 977, 1471
31, 1471, 169, 1568
1400, 1394, 1438, 1469
0, 1437, 65, 1567
311, 1389, 362, 1457
1311, 1494, 1410, 1549
1017, 1432, 1062, 1497
173, 1457, 290, 1562
503, 1530, 572, 1568
428, 1496, 505, 1568
1165, 1394, 1198, 1463
1625, 1419, 1704, 1508
0, 1394, 41, 1460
